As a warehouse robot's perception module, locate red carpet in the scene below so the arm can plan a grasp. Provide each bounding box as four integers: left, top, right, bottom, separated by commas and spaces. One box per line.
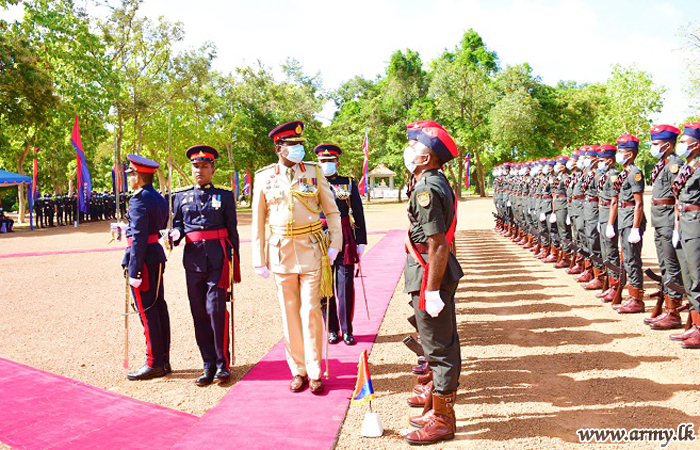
0, 359, 198, 449
173, 229, 406, 450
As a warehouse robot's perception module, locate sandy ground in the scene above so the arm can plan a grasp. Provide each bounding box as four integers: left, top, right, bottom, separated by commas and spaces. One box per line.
2, 194, 699, 449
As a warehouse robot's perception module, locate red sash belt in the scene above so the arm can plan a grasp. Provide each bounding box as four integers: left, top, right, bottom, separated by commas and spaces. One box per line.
573, 195, 585, 200
556, 194, 567, 198
341, 216, 359, 265
186, 229, 241, 288
599, 200, 612, 206
406, 192, 458, 310
586, 197, 599, 202
126, 234, 160, 247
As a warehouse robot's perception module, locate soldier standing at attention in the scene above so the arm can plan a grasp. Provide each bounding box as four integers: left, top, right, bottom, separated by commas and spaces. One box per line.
610, 134, 647, 314
671, 123, 700, 347
597, 144, 621, 302
550, 156, 572, 267
645, 125, 685, 329
171, 145, 241, 386
314, 143, 367, 346
402, 121, 463, 446
252, 121, 342, 395
118, 154, 170, 380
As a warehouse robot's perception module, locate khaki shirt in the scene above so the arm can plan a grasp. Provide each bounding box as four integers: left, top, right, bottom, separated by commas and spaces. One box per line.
252, 161, 342, 273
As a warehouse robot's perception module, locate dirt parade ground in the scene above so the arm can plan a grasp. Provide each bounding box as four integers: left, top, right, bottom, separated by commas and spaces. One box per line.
1, 194, 699, 449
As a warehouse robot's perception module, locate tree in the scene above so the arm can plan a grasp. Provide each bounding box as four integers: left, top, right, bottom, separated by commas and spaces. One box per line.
681, 22, 700, 110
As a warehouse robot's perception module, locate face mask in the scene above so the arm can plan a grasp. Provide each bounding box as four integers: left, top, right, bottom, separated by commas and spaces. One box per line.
531, 167, 540, 176
576, 159, 585, 170
566, 160, 575, 170
616, 152, 629, 165
676, 142, 693, 158
403, 146, 428, 173
284, 144, 305, 163
649, 144, 664, 159
543, 165, 552, 174
554, 164, 563, 174
597, 161, 608, 171
320, 162, 337, 176
583, 158, 592, 168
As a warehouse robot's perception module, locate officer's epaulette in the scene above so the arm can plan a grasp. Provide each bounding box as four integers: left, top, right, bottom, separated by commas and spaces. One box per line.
216, 185, 233, 191
173, 185, 194, 193
133, 188, 144, 196
255, 163, 275, 174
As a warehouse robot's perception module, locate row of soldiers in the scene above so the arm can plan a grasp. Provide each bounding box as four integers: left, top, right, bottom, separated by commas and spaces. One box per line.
32, 192, 128, 227
493, 123, 700, 349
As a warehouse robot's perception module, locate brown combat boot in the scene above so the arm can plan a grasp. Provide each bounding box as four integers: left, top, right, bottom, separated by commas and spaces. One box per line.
597, 276, 617, 299
650, 296, 683, 330
543, 246, 558, 263
554, 251, 571, 268
566, 255, 584, 274
645, 293, 671, 325
583, 267, 605, 290
409, 384, 434, 428
416, 370, 433, 386
405, 392, 456, 445
530, 240, 541, 253
575, 262, 593, 283
536, 245, 549, 259
617, 286, 645, 314
671, 310, 700, 341
600, 277, 619, 303
407, 381, 432, 407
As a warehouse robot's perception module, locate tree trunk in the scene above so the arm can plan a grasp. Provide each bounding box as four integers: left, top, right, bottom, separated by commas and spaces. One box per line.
16, 142, 31, 224
156, 168, 167, 195
472, 149, 486, 197
68, 170, 76, 196
445, 159, 461, 199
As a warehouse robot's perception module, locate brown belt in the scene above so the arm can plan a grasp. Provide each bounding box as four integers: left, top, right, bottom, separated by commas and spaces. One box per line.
621, 201, 635, 208
587, 197, 599, 202
599, 200, 611, 206
556, 194, 567, 199
681, 204, 700, 212
573, 195, 585, 200
651, 197, 675, 206
407, 242, 429, 254
541, 196, 552, 199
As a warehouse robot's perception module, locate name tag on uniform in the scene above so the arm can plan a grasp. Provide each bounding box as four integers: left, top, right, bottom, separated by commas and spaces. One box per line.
212, 194, 221, 209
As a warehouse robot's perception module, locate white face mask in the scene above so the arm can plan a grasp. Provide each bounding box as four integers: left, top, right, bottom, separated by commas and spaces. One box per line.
554, 163, 564, 174
677, 142, 694, 158
531, 166, 540, 176
576, 159, 585, 170
597, 161, 608, 171
320, 162, 337, 176
615, 152, 629, 165
543, 165, 552, 174
284, 144, 305, 163
583, 157, 592, 168
403, 146, 428, 174
650, 144, 664, 159
566, 160, 575, 170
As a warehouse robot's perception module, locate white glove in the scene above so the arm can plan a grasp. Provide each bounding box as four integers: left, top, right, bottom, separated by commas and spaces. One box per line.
628, 228, 641, 243
539, 213, 546, 222
549, 213, 557, 224
128, 277, 142, 288
169, 228, 181, 242
327, 247, 340, 264
566, 215, 571, 226
424, 290, 445, 318
507, 201, 511, 207
357, 244, 365, 261
110, 222, 127, 233
672, 229, 680, 247
606, 224, 615, 239
254, 266, 270, 278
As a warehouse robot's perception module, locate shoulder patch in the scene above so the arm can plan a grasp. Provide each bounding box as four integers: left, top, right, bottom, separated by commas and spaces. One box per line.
610, 175, 618, 183
417, 191, 431, 207
255, 164, 275, 174
174, 185, 194, 193
670, 164, 679, 174
634, 172, 642, 182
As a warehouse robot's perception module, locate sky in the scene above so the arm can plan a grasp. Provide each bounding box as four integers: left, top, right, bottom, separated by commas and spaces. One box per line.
3, 0, 699, 127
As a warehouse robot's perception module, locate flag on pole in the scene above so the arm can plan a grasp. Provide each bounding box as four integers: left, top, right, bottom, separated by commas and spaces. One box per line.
464, 152, 471, 190
71, 115, 92, 214
358, 129, 370, 196
111, 162, 127, 193
234, 170, 240, 198
351, 350, 376, 405
242, 170, 251, 196
31, 147, 38, 204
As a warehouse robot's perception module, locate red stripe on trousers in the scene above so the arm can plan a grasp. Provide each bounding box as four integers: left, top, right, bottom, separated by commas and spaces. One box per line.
132, 287, 153, 367
223, 309, 230, 368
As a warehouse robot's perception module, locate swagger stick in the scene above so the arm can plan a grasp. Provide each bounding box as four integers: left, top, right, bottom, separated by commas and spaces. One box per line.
357, 262, 371, 320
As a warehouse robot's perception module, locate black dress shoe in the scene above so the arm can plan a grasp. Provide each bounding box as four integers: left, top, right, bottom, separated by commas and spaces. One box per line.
328, 331, 341, 344
343, 333, 356, 345
214, 368, 231, 383
164, 363, 172, 375
196, 368, 216, 386
127, 365, 167, 381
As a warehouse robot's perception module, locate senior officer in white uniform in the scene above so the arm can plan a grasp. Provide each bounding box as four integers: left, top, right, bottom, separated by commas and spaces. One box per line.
252, 121, 342, 395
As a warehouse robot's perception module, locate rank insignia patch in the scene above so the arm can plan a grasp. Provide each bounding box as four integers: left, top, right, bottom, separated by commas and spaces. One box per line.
670, 164, 679, 174
417, 191, 431, 207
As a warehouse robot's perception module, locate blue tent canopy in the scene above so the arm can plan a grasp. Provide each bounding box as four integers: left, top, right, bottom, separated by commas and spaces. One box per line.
0, 169, 32, 187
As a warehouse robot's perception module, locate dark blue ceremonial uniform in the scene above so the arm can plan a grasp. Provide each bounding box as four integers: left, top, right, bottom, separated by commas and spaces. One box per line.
173, 182, 240, 371
320, 175, 367, 337
121, 184, 170, 368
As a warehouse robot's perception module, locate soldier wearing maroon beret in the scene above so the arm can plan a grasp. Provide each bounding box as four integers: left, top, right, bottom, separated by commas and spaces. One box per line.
402, 121, 463, 445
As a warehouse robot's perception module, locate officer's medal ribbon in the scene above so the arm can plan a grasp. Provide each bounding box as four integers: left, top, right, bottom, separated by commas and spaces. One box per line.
212, 194, 221, 209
